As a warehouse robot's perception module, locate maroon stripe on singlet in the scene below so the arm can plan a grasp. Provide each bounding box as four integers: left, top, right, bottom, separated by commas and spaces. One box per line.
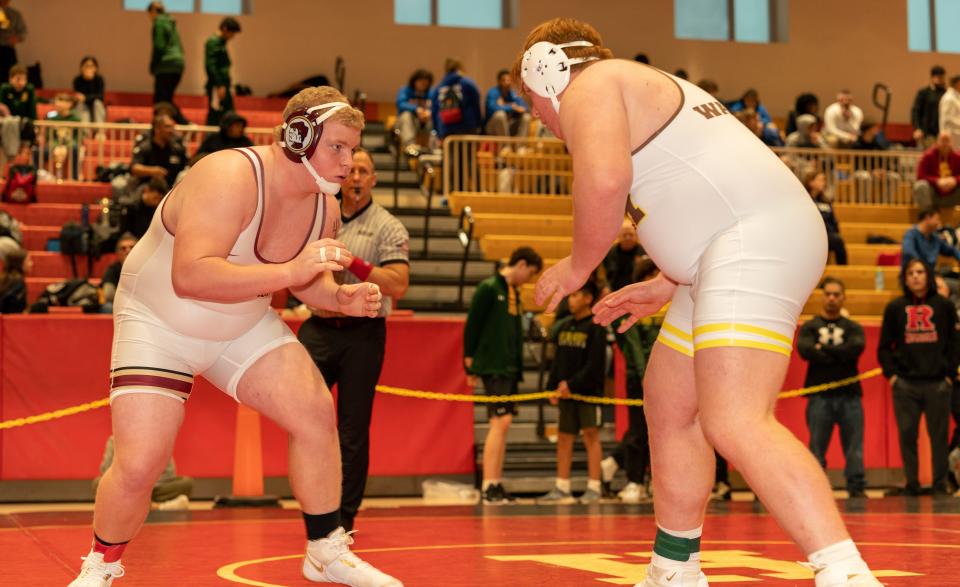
110, 374, 193, 394
250, 148, 319, 264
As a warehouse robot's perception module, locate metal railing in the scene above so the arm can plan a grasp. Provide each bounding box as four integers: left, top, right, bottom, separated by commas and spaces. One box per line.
456, 205, 475, 309
443, 135, 570, 196
419, 160, 436, 256
32, 120, 276, 183
442, 135, 925, 206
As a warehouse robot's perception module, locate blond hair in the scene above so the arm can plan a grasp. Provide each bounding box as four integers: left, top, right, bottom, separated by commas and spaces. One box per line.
511, 18, 614, 94
273, 86, 365, 141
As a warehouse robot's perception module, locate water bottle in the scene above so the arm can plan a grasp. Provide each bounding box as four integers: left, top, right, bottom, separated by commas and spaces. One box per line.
429, 130, 440, 153
874, 268, 885, 291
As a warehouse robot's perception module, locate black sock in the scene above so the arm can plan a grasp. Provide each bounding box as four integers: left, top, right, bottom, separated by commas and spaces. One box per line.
93, 532, 129, 547
302, 510, 341, 541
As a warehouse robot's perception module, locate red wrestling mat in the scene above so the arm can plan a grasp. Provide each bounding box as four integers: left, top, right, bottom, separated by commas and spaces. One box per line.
5, 501, 957, 586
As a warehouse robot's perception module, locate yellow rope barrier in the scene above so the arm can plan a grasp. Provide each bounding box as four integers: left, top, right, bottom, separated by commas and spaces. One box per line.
0, 368, 885, 429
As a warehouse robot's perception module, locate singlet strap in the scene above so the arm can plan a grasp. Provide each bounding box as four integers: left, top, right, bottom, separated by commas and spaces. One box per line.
234, 147, 265, 214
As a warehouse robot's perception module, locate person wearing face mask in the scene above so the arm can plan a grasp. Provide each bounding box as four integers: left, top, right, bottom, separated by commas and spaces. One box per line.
913, 65, 947, 148
296, 148, 410, 533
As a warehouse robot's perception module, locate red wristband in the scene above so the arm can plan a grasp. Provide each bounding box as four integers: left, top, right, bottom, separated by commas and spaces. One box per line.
348, 256, 373, 281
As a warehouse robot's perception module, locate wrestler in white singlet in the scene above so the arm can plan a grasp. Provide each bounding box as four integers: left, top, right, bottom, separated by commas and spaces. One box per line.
625, 72, 826, 358
110, 147, 341, 402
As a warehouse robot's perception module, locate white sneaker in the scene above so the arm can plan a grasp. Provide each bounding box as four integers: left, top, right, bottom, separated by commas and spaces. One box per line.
68, 551, 125, 587
618, 482, 650, 504
637, 562, 708, 586
601, 456, 619, 482
805, 561, 883, 587
303, 527, 403, 586
949, 446, 960, 487
155, 494, 190, 511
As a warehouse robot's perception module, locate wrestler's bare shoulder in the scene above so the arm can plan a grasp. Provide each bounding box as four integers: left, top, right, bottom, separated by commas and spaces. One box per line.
163, 148, 260, 234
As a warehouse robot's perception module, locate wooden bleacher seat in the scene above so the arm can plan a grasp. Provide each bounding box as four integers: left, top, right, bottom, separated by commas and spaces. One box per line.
448, 192, 571, 216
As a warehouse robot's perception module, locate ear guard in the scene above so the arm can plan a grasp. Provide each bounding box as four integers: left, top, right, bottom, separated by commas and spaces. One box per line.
280, 101, 351, 194
521, 40, 599, 113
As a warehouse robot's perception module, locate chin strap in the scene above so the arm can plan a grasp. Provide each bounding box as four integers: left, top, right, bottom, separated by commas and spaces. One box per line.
300, 156, 341, 194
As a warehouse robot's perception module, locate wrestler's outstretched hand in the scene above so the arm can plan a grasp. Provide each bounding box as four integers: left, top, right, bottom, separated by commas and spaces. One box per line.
592, 273, 677, 333
288, 239, 353, 286
337, 282, 382, 318
534, 256, 589, 314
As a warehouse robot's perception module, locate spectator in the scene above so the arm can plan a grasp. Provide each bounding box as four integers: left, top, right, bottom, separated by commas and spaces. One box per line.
0, 62, 34, 119
297, 148, 410, 532
0, 244, 27, 313
797, 277, 867, 498
93, 436, 192, 510
878, 258, 959, 495
940, 75, 960, 149
485, 69, 531, 138
633, 53, 650, 64
204, 17, 241, 126
786, 92, 820, 136
697, 79, 719, 98
73, 56, 106, 124
147, 1, 185, 106
786, 113, 827, 149
942, 273, 960, 491
804, 169, 847, 265
913, 131, 960, 211
728, 88, 772, 126
0, 0, 26, 85
537, 280, 608, 505
852, 120, 889, 151
735, 108, 784, 147
823, 90, 864, 148
600, 231, 657, 503
673, 69, 689, 80
913, 65, 947, 148
901, 207, 960, 273
190, 111, 253, 165
394, 69, 433, 156
121, 176, 167, 238
464, 246, 542, 505
430, 58, 481, 139
130, 113, 185, 188
45, 93, 80, 180
100, 233, 138, 306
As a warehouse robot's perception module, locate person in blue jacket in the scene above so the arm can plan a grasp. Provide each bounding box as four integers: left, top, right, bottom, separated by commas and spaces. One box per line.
429, 58, 481, 139
394, 68, 433, 155
485, 69, 531, 137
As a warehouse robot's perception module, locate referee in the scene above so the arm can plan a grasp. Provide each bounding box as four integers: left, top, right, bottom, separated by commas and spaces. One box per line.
297, 148, 410, 532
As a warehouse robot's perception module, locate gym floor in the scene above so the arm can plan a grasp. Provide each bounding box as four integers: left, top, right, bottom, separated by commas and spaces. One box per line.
5, 496, 959, 585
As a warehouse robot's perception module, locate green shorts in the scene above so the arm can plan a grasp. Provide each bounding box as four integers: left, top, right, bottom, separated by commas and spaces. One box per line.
558, 398, 603, 434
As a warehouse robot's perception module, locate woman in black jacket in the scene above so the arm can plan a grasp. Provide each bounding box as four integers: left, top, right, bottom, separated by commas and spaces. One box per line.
73, 56, 106, 123
805, 169, 848, 265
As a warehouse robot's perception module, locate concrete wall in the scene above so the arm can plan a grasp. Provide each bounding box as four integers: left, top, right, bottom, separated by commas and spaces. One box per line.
17, 0, 960, 121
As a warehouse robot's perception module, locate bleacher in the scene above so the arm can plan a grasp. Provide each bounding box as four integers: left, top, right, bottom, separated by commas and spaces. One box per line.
443, 136, 929, 321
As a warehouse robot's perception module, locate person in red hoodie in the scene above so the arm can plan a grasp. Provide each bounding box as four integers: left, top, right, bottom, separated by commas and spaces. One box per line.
913, 130, 960, 211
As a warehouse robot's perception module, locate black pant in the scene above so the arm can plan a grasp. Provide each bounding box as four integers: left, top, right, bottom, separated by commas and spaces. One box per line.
611, 374, 649, 484
206, 83, 234, 126
0, 45, 16, 81
827, 231, 848, 265
153, 71, 183, 106
892, 377, 952, 489
298, 316, 387, 531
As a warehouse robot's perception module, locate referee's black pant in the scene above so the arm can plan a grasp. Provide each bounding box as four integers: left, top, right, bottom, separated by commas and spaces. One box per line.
298, 316, 386, 531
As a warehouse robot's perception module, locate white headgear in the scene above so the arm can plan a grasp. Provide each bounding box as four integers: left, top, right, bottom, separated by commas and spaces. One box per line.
521, 40, 599, 113
279, 101, 351, 194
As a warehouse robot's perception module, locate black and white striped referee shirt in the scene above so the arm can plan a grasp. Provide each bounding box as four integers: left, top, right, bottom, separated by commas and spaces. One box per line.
333, 200, 410, 317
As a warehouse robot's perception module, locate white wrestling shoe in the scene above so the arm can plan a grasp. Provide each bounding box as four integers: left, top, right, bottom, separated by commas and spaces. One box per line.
637, 563, 708, 586
303, 527, 403, 586
805, 562, 883, 587
67, 551, 125, 587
